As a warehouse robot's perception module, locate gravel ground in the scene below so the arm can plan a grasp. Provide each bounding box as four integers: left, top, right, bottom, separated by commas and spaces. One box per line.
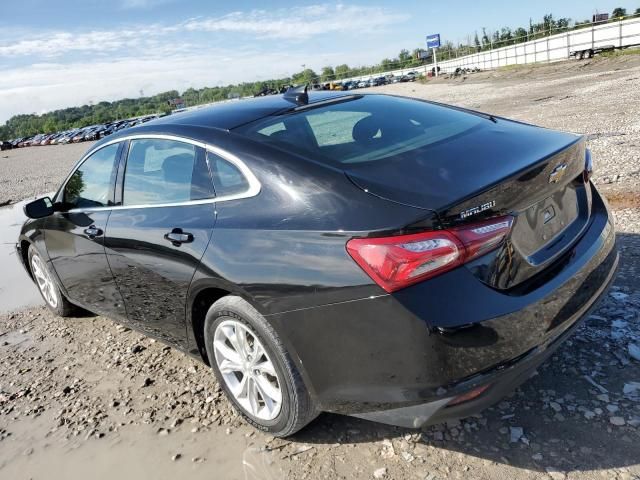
0, 142, 94, 206
1, 56, 639, 479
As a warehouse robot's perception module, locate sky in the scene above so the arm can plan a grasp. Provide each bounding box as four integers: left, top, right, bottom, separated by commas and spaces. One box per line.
0, 0, 636, 123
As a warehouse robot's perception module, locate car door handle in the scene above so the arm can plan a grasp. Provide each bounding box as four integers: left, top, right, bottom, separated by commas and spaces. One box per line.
164, 228, 194, 246
84, 226, 103, 238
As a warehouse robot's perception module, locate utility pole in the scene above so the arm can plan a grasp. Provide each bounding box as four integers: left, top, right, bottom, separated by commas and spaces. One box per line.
433, 47, 438, 76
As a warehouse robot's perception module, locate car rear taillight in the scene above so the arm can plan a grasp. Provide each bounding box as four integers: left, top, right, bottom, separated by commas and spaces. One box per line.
346, 216, 514, 293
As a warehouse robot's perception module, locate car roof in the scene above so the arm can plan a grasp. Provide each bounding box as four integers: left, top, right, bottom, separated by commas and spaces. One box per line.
145, 91, 354, 131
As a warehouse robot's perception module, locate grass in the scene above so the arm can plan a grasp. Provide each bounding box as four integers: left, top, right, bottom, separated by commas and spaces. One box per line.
599, 46, 640, 58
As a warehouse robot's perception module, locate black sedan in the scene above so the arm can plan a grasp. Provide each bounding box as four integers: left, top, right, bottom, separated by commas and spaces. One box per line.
17, 91, 618, 437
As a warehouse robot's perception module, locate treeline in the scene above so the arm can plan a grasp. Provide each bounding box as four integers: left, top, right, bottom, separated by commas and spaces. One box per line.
0, 90, 180, 139
2, 7, 639, 140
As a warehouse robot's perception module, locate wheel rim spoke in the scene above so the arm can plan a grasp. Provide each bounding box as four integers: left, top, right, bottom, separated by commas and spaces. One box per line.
248, 377, 260, 416
218, 357, 242, 375
254, 360, 276, 377
223, 325, 247, 358
31, 255, 57, 308
213, 319, 282, 421
255, 373, 282, 406
233, 373, 249, 399
213, 339, 243, 366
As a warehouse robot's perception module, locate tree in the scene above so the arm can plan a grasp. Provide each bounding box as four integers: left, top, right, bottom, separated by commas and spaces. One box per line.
514, 27, 528, 42
380, 58, 395, 70
291, 68, 318, 85
635, 7, 640, 15
612, 7, 627, 18
543, 14, 555, 33
481, 27, 491, 50
500, 27, 513, 44
320, 66, 335, 82
398, 49, 411, 65
334, 64, 350, 79
474, 32, 481, 52
555, 17, 571, 31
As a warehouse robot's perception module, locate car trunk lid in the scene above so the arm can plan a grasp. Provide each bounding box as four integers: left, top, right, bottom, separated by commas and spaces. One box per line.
346, 120, 590, 290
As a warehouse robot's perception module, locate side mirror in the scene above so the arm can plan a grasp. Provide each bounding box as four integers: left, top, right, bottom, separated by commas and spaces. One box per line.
23, 196, 54, 219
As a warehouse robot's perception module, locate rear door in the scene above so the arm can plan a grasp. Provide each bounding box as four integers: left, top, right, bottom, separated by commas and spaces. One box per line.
104, 137, 216, 347
45, 142, 127, 319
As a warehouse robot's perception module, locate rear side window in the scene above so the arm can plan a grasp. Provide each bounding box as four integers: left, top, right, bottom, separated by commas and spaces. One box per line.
63, 143, 120, 209
208, 152, 250, 197
235, 95, 484, 166
123, 139, 213, 206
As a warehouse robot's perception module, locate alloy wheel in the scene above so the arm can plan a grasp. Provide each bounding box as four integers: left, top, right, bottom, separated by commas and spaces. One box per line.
31, 254, 58, 308
213, 319, 282, 421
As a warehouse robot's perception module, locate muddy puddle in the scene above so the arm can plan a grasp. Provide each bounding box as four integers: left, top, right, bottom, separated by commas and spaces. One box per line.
0, 197, 47, 313
0, 411, 284, 480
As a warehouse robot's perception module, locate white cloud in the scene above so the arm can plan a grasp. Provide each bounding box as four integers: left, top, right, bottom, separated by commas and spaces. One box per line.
182, 4, 410, 39
0, 4, 409, 58
119, 0, 176, 9
0, 3, 412, 121
0, 32, 123, 57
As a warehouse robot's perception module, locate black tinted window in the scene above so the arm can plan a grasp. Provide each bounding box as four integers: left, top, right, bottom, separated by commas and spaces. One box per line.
123, 139, 213, 206
64, 143, 119, 208
208, 152, 250, 197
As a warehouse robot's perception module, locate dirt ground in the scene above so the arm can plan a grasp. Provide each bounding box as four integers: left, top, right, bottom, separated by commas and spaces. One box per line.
1, 55, 639, 480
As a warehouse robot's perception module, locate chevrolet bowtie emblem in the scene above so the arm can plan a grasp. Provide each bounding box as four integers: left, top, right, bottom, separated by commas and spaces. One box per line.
549, 163, 568, 183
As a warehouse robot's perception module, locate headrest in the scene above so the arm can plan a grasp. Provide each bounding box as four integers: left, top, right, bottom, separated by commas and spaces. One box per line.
352, 115, 381, 143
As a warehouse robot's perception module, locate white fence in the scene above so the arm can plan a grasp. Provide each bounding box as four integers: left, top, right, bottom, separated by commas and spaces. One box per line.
348, 17, 640, 80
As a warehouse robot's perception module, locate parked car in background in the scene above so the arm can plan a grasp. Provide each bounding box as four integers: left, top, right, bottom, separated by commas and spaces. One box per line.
18, 136, 35, 147
6, 113, 165, 148
0, 140, 12, 150
41, 134, 60, 146
71, 128, 93, 143
17, 91, 617, 438
57, 131, 78, 145
28, 134, 46, 146
83, 126, 106, 141
50, 131, 72, 145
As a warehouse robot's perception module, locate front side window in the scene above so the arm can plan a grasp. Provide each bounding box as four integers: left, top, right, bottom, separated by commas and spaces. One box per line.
63, 143, 120, 209
123, 139, 213, 206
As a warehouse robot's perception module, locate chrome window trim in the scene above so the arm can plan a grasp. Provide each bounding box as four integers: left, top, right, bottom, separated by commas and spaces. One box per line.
60, 133, 261, 213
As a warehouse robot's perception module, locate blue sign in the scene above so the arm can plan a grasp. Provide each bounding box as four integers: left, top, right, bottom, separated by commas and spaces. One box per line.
426, 34, 441, 49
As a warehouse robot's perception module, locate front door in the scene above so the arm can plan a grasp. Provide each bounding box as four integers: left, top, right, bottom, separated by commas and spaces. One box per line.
45, 142, 127, 319
104, 138, 216, 347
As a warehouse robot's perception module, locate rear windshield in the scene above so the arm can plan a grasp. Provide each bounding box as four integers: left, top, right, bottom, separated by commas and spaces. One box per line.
234, 95, 484, 166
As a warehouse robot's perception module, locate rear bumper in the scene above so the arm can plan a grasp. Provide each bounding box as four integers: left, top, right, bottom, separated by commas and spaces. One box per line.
267, 186, 618, 426
354, 251, 618, 428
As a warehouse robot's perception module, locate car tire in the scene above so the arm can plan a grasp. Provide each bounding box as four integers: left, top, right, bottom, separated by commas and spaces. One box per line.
204, 295, 318, 437
28, 246, 77, 317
